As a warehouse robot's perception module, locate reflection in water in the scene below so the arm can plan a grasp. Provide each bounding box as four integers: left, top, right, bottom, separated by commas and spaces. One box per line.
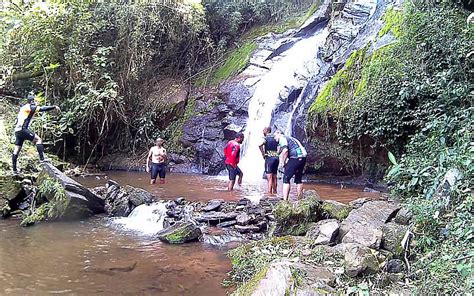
1, 172, 380, 295
0, 217, 231, 295
76, 171, 380, 203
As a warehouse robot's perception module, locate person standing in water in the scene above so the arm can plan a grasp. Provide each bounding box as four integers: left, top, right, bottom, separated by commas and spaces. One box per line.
224, 132, 244, 191
12, 93, 61, 174
259, 126, 279, 194
146, 138, 168, 184
273, 130, 307, 200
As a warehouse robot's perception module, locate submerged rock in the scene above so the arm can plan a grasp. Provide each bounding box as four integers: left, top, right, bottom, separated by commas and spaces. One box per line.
274, 195, 321, 236
157, 221, 202, 244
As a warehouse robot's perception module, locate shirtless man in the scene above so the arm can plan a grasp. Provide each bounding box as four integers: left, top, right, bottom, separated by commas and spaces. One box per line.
146, 138, 167, 184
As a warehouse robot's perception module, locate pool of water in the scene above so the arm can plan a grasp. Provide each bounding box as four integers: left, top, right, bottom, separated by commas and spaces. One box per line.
0, 172, 379, 295
76, 171, 379, 203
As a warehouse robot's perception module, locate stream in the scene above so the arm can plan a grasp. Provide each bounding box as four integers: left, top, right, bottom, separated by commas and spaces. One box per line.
0, 172, 379, 295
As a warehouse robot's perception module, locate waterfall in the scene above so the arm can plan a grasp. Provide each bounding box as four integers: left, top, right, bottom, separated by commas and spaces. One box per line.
239, 27, 329, 181
113, 203, 167, 235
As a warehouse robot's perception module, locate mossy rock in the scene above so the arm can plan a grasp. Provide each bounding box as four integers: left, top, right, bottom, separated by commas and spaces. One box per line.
381, 222, 407, 257
274, 195, 321, 236
0, 175, 23, 202
321, 200, 351, 220
157, 221, 202, 244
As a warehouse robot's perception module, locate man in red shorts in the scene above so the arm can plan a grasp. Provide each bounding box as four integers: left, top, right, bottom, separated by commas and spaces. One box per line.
223, 132, 244, 191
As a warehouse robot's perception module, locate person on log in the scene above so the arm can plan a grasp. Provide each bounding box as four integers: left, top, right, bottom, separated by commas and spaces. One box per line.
146, 138, 168, 184
259, 126, 279, 194
224, 132, 244, 191
273, 130, 307, 201
11, 93, 60, 174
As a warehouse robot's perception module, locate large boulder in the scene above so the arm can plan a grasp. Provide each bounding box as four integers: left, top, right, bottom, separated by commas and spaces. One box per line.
341, 243, 380, 277
157, 221, 202, 244
236, 259, 335, 296
38, 163, 104, 219
274, 195, 321, 236
306, 219, 340, 245
321, 200, 351, 220
0, 175, 25, 217
340, 201, 400, 249
104, 181, 154, 217
381, 222, 408, 256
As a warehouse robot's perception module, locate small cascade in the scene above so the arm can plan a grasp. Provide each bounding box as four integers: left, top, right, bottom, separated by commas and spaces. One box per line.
113, 203, 167, 235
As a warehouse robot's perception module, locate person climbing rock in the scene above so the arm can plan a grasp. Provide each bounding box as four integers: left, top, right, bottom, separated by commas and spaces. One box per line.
273, 130, 307, 201
146, 138, 168, 184
224, 132, 244, 191
259, 126, 279, 194
11, 93, 61, 174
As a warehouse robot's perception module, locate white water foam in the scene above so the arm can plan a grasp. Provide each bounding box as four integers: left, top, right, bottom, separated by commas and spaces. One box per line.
239, 28, 329, 182
113, 203, 167, 235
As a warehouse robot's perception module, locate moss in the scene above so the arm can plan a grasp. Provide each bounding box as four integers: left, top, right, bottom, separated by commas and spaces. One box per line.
162, 98, 196, 155
274, 196, 321, 236
321, 200, 351, 220
232, 264, 270, 296
378, 6, 403, 38
212, 41, 257, 84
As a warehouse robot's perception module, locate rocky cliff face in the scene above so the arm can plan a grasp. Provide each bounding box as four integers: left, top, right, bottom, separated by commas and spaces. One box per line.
182, 0, 396, 175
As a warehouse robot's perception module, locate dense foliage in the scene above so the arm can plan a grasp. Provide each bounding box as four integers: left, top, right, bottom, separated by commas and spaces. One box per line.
0, 0, 315, 163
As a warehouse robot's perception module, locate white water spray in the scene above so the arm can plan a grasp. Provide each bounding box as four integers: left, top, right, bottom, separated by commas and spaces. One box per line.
113, 203, 167, 235
239, 28, 329, 182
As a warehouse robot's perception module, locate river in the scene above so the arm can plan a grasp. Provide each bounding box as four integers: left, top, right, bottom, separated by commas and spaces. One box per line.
0, 172, 379, 295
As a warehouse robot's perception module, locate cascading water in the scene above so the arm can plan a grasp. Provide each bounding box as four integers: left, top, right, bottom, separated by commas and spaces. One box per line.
113, 203, 167, 235
239, 27, 329, 181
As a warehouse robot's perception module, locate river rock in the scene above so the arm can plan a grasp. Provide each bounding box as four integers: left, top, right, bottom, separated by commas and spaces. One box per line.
274, 195, 321, 236
175, 197, 186, 205
385, 259, 405, 273
381, 222, 407, 256
340, 201, 400, 249
157, 221, 202, 244
342, 243, 380, 277
348, 197, 373, 209
39, 163, 104, 219
394, 208, 412, 225
322, 200, 351, 220
195, 211, 238, 224
242, 259, 335, 296
235, 225, 260, 233
203, 199, 223, 212
0, 175, 26, 217
236, 212, 252, 225
104, 182, 154, 217
217, 220, 237, 228
306, 219, 339, 245
302, 189, 322, 201
124, 185, 153, 207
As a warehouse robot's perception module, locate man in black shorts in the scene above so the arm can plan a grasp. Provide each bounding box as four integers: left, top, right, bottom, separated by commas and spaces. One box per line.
12, 94, 60, 174
223, 132, 244, 191
259, 126, 279, 194
274, 130, 307, 201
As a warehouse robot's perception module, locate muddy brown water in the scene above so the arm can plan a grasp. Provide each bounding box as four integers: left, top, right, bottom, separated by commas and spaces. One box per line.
0, 172, 379, 295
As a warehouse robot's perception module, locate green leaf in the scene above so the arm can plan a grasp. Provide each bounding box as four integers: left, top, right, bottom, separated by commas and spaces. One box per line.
388, 151, 398, 165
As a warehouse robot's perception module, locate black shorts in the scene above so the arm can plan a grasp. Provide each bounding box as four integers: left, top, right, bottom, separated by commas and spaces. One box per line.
151, 163, 166, 180
283, 157, 306, 184
265, 157, 279, 174
14, 129, 35, 146
226, 164, 242, 181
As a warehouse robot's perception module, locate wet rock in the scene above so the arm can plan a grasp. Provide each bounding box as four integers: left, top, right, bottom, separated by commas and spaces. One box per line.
0, 175, 25, 217
363, 187, 379, 193
157, 221, 202, 244
124, 185, 153, 207
201, 231, 243, 246
235, 225, 260, 233
217, 220, 237, 228
381, 223, 408, 256
202, 199, 223, 212
256, 220, 268, 232
348, 197, 373, 209
394, 208, 412, 225
247, 205, 264, 216
237, 198, 251, 206
385, 259, 405, 273
342, 243, 379, 277
195, 211, 238, 224
322, 200, 351, 220
274, 195, 321, 236
340, 201, 400, 249
175, 197, 186, 205
306, 219, 339, 245
236, 212, 252, 225
39, 163, 104, 219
